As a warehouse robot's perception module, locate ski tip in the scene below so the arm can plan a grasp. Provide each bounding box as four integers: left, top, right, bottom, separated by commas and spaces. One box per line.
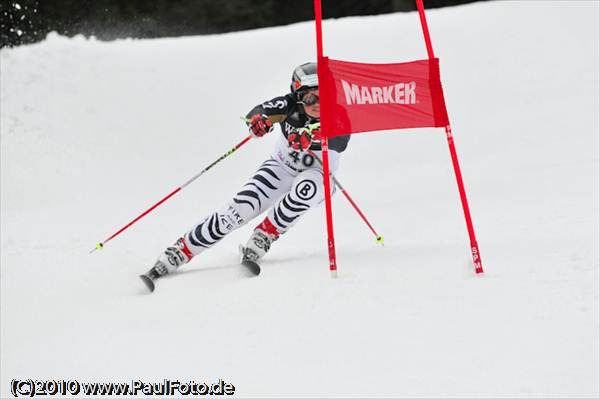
241, 260, 261, 276
139, 274, 155, 293
239, 245, 261, 276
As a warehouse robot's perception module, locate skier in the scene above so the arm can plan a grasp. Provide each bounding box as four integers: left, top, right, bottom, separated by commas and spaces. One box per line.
140, 62, 350, 291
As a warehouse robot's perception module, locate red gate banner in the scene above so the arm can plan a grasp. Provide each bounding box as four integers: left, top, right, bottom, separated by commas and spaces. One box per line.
320, 57, 450, 137
313, 0, 483, 276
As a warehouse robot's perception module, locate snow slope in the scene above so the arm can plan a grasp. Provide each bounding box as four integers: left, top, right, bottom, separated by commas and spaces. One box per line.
1, 1, 598, 397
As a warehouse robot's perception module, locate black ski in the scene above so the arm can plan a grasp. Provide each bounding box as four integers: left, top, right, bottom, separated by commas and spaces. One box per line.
239, 245, 261, 276
241, 259, 261, 275
141, 247, 259, 293
140, 273, 156, 293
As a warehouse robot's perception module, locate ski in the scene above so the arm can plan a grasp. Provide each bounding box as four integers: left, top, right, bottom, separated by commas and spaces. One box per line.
140, 246, 260, 293
241, 259, 261, 276
139, 273, 156, 293
239, 245, 261, 276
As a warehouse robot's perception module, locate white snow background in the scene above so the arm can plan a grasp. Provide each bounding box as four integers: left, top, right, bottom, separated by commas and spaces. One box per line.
1, 1, 598, 397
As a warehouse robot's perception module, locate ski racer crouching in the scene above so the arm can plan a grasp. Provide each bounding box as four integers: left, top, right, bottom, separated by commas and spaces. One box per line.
140, 62, 350, 291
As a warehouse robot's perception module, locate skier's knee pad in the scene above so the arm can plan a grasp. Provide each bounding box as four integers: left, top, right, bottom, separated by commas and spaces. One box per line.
216, 202, 249, 232
186, 203, 248, 253
289, 169, 334, 208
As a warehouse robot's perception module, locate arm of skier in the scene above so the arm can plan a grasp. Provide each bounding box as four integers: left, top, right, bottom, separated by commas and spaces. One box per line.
245, 95, 292, 138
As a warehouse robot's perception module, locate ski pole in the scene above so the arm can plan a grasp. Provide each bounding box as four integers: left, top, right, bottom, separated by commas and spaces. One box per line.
308, 149, 384, 245
90, 134, 253, 253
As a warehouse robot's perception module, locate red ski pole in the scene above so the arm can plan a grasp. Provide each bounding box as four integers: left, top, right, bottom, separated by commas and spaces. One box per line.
308, 149, 384, 244
90, 135, 253, 253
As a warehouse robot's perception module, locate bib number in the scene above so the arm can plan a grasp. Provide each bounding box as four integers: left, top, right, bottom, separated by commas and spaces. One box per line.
288, 151, 315, 167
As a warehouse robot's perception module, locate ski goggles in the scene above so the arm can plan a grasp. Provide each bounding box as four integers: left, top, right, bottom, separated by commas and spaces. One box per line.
300, 92, 319, 106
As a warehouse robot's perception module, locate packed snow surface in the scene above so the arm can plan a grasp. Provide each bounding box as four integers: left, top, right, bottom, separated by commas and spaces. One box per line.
1, 1, 598, 397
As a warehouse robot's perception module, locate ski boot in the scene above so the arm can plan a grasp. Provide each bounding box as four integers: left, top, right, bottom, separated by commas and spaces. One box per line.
239, 219, 280, 275
140, 237, 193, 292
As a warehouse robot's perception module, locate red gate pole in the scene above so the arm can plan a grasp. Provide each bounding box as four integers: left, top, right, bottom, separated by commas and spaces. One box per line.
444, 125, 484, 273
416, 0, 484, 273
314, 0, 338, 278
